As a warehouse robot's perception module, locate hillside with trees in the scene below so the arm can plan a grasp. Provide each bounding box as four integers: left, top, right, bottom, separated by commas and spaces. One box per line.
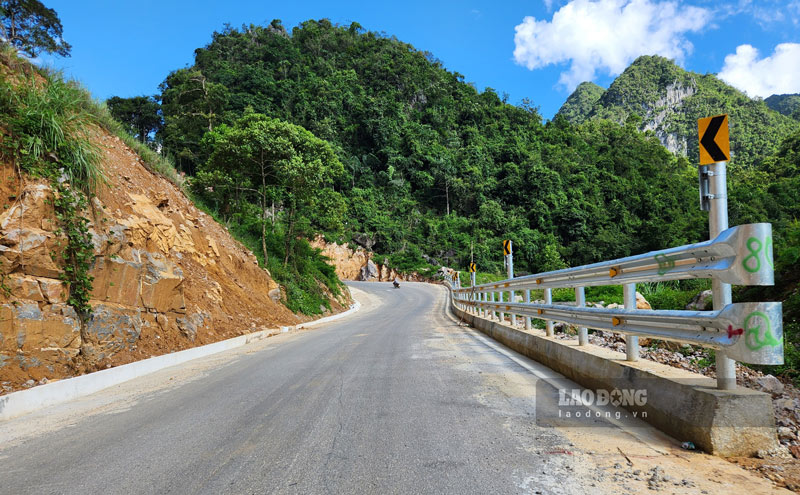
102, 20, 800, 381
556, 56, 798, 168
766, 94, 800, 121
134, 21, 708, 274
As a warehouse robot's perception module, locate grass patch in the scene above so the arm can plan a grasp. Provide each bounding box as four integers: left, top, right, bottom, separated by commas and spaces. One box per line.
0, 65, 101, 313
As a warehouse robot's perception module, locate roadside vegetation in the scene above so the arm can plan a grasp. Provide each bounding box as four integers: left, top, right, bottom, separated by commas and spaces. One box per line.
3, 7, 796, 381
100, 20, 798, 382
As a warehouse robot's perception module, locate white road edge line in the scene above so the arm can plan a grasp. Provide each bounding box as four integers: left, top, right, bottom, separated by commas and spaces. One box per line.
441, 286, 670, 453
0, 296, 362, 421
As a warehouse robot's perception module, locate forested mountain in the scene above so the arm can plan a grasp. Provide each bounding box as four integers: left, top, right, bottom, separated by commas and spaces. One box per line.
556, 56, 798, 168
765, 94, 800, 121
555, 81, 604, 124
151, 20, 708, 275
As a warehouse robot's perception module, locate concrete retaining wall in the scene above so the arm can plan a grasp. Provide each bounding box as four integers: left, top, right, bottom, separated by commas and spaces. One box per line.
451, 298, 777, 457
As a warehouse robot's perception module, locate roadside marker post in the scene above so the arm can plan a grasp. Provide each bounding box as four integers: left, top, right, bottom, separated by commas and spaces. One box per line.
576, 286, 587, 345
504, 240, 517, 327
544, 288, 553, 336
524, 289, 532, 330
624, 283, 639, 360
470, 264, 477, 314
698, 114, 735, 389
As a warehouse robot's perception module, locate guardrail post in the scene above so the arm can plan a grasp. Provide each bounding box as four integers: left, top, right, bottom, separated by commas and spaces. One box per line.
524, 289, 532, 330
490, 291, 496, 320
709, 161, 736, 390
544, 288, 554, 336
506, 242, 516, 327
470, 271, 476, 314
498, 290, 505, 323
624, 283, 639, 360
576, 286, 587, 345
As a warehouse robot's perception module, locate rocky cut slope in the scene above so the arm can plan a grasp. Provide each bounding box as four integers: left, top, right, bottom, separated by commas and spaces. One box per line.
0, 63, 348, 394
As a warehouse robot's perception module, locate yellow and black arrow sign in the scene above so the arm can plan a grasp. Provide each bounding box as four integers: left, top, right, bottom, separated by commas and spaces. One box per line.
698, 114, 730, 165
469, 262, 477, 273
503, 239, 512, 256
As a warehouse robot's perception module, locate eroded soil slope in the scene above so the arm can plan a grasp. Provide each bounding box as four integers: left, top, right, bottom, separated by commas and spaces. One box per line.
0, 129, 347, 394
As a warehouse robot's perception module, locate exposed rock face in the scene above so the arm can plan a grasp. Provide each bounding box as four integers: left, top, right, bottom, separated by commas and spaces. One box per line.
0, 130, 316, 392
310, 237, 370, 280
311, 236, 433, 283
360, 260, 379, 281
642, 81, 696, 155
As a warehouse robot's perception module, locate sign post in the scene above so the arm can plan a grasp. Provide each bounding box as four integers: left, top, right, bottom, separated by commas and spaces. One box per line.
504, 240, 516, 326
469, 263, 477, 314
698, 114, 735, 390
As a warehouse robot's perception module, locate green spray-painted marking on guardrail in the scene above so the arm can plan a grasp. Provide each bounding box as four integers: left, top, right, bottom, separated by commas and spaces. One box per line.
765, 236, 774, 269
742, 237, 772, 273
655, 254, 676, 276
744, 311, 780, 350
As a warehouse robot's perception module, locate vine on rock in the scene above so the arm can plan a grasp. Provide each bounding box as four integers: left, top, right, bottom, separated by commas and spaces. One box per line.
51, 171, 94, 314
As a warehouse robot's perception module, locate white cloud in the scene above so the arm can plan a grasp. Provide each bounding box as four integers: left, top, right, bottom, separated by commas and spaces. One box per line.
718, 43, 800, 97
513, 0, 712, 90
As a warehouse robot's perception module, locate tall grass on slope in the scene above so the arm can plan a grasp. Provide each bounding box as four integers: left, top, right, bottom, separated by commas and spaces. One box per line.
0, 70, 103, 192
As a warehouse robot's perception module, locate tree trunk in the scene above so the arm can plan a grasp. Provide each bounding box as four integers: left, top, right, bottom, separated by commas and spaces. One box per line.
260, 158, 269, 265
445, 180, 450, 216
284, 206, 294, 267
261, 196, 268, 266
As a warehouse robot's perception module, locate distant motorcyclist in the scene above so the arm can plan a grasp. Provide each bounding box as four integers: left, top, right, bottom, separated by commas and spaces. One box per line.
393, 278, 400, 288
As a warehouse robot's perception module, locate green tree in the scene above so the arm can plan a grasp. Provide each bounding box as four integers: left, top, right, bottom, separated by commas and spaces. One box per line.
106, 95, 162, 145
201, 112, 343, 266
0, 0, 70, 57
160, 68, 228, 172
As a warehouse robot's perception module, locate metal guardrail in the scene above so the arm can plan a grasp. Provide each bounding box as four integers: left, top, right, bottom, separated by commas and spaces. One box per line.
456, 223, 774, 292
443, 221, 784, 388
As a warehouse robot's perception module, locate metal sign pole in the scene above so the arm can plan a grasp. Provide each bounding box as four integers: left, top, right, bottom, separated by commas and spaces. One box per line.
710, 161, 736, 390
507, 241, 516, 327
470, 271, 476, 314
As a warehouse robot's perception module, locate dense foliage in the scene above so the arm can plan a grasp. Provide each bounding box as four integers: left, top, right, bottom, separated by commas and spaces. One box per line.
555, 81, 604, 124
106, 95, 161, 145
765, 94, 800, 121
154, 21, 710, 277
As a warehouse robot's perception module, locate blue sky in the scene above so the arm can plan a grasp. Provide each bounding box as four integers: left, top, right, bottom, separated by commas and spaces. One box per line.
45, 0, 800, 119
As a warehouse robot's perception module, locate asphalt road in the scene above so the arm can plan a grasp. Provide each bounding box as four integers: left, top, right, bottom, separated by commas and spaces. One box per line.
0, 282, 783, 494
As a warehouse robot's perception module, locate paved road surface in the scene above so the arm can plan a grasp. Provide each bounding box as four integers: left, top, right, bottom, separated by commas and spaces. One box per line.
0, 282, 784, 494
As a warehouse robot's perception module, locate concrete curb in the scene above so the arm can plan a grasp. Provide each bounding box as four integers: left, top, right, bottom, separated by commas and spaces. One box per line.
444, 283, 778, 457
0, 298, 361, 421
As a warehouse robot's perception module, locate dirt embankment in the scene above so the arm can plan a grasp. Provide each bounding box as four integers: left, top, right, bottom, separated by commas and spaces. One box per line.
0, 130, 348, 394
